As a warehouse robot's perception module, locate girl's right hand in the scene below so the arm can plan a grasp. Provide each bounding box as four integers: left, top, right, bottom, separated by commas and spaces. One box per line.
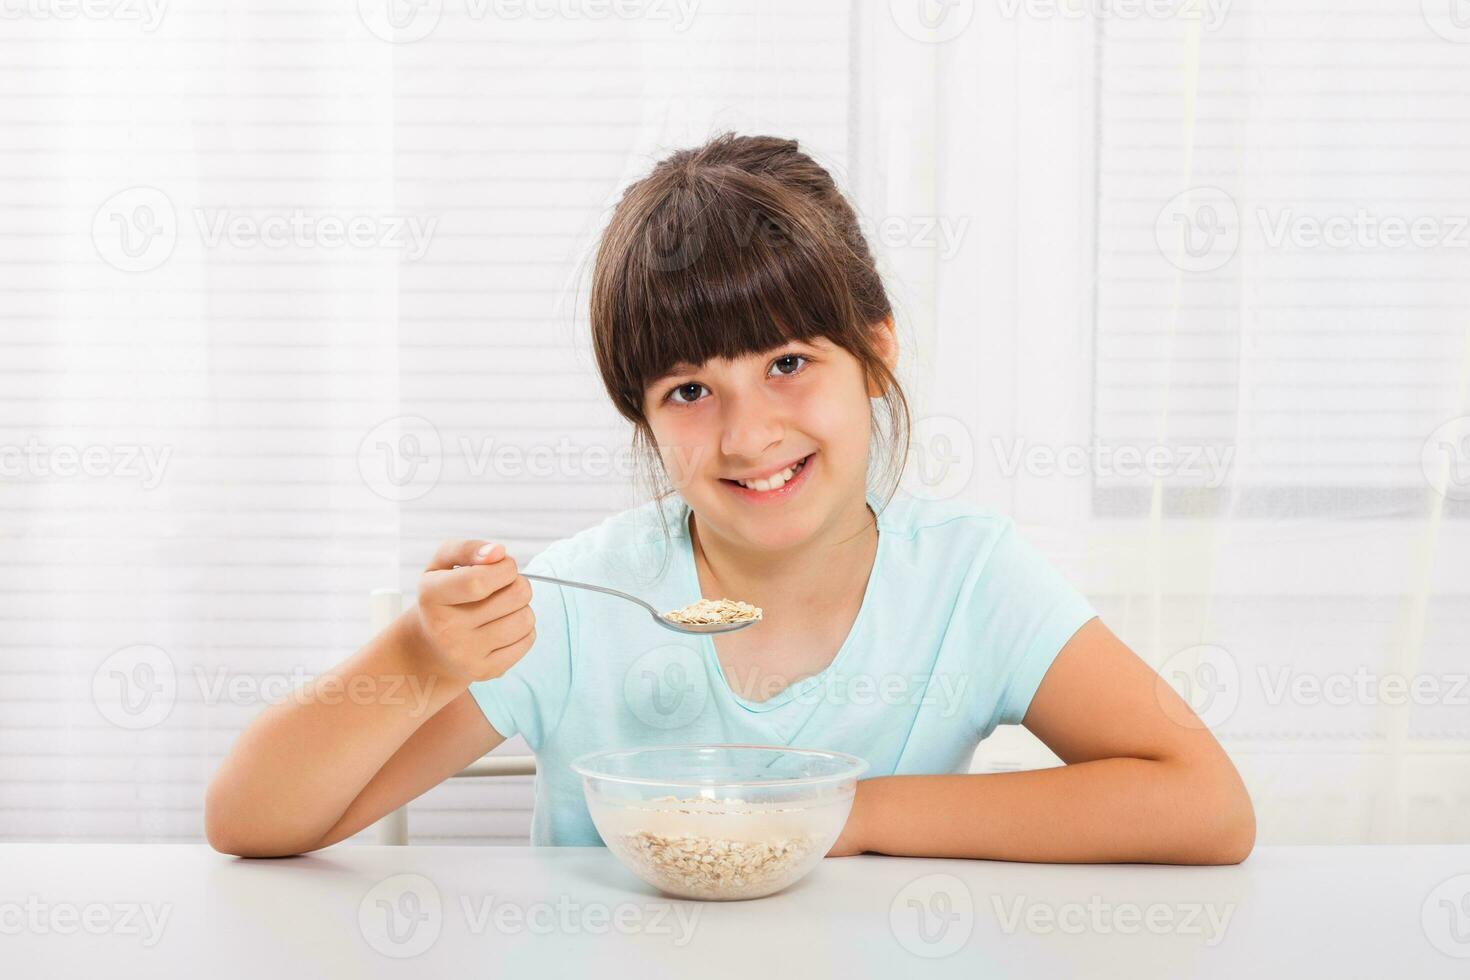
411, 540, 537, 685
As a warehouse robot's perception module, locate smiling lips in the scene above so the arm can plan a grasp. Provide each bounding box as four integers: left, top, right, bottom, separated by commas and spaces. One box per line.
723, 453, 814, 493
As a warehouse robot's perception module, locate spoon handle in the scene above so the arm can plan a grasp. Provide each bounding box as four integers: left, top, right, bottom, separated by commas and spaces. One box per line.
520, 572, 661, 616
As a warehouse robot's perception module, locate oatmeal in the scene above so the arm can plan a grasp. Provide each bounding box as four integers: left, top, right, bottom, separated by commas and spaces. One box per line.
663, 597, 763, 626
607, 796, 820, 900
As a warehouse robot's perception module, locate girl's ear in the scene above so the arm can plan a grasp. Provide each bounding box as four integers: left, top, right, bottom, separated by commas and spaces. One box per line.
866, 316, 898, 398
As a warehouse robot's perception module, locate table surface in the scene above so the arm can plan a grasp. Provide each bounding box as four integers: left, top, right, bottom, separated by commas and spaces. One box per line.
4, 843, 1469, 979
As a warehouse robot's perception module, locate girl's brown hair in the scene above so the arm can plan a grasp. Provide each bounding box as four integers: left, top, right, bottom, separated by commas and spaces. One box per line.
588, 132, 910, 554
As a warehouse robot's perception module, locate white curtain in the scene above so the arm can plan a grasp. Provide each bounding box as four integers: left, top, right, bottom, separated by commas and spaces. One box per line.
3, 0, 1465, 846
860, 0, 1470, 844
1, 0, 857, 844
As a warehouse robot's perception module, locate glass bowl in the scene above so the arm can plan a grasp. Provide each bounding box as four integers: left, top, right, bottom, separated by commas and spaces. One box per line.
570, 744, 868, 901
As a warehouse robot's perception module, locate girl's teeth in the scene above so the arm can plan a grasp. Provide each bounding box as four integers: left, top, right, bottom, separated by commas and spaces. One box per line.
737, 458, 804, 492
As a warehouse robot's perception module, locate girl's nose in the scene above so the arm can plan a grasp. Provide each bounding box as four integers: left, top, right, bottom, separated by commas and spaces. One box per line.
719, 397, 785, 461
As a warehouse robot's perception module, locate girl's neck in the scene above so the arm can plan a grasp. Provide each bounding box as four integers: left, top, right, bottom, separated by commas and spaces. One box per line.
686, 493, 879, 614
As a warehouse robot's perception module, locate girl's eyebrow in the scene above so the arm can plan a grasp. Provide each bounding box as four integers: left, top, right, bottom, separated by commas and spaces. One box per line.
649, 363, 697, 386
649, 342, 819, 387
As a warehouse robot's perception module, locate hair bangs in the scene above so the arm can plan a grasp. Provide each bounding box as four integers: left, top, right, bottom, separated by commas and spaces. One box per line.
599, 171, 860, 417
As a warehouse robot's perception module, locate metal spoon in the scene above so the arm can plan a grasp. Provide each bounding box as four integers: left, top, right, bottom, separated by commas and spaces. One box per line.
452, 564, 760, 635
520, 573, 760, 635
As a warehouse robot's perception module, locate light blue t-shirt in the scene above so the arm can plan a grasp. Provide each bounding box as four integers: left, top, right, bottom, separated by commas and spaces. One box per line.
469, 489, 1097, 846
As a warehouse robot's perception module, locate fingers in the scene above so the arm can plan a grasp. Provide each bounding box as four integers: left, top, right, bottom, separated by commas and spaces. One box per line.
425, 539, 505, 573
456, 573, 534, 627
420, 553, 520, 606
473, 626, 538, 682
474, 601, 536, 650
414, 537, 540, 685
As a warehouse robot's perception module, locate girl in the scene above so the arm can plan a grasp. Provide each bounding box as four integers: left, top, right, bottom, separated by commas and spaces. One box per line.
206, 134, 1254, 864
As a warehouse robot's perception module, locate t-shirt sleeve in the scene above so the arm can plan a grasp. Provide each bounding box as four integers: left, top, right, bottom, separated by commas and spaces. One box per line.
963, 519, 1097, 736
467, 547, 574, 752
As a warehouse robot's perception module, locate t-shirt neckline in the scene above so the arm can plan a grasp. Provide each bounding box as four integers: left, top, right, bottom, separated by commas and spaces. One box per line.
671, 490, 888, 713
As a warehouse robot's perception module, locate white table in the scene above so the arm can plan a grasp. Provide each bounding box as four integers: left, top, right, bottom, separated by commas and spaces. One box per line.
4, 843, 1468, 978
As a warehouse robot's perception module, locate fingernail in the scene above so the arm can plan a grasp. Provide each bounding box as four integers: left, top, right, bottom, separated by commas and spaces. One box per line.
475, 543, 496, 559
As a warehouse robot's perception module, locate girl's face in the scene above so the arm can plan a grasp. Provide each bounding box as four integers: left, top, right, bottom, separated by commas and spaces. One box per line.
641, 327, 894, 553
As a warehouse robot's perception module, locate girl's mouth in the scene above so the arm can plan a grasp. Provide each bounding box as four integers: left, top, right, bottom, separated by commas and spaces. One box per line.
719, 452, 815, 502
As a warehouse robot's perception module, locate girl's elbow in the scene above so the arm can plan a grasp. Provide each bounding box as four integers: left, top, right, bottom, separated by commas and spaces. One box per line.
205, 817, 319, 859
204, 783, 264, 857
1195, 781, 1256, 865
1166, 758, 1256, 865
203, 779, 319, 859
1215, 793, 1256, 865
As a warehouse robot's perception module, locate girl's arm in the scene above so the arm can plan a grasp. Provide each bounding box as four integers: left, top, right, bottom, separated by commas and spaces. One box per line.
204, 540, 535, 857
829, 618, 1256, 865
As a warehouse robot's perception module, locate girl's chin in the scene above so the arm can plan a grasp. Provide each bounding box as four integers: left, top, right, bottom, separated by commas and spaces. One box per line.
694, 493, 828, 552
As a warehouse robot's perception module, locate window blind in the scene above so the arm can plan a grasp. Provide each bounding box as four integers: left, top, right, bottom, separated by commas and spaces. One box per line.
0, 0, 853, 844
1093, 0, 1470, 520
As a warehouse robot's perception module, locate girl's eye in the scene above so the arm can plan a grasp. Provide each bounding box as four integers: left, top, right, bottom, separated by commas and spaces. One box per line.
662, 353, 807, 406
770, 354, 807, 377
666, 382, 707, 405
